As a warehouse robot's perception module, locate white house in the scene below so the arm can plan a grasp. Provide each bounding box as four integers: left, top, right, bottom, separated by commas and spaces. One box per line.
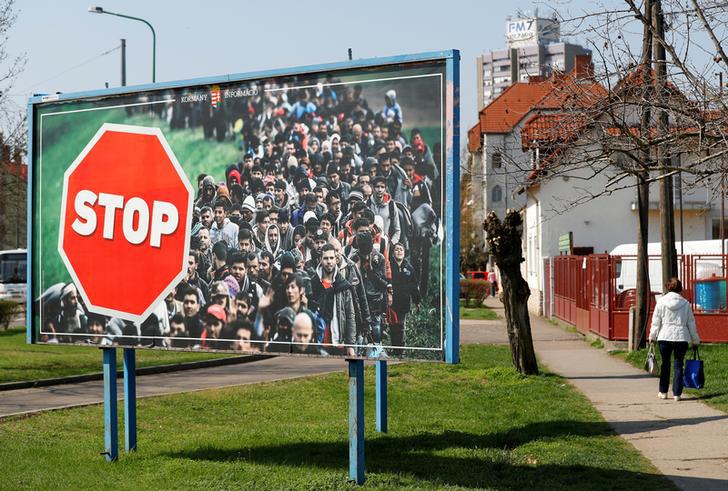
468, 59, 726, 315
520, 71, 726, 314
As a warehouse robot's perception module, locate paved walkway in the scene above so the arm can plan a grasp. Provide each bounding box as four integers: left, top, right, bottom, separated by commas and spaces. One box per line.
0, 356, 344, 419
463, 297, 728, 491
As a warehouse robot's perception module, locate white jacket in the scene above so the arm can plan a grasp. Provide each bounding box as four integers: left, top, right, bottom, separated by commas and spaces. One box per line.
649, 292, 700, 344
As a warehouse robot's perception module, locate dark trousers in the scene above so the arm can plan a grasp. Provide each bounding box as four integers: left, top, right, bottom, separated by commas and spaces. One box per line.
658, 341, 689, 396
390, 311, 407, 347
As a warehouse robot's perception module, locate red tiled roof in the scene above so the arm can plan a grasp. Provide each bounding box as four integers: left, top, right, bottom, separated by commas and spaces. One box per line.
613, 67, 686, 101
467, 79, 553, 152
468, 54, 606, 153
534, 76, 607, 111
521, 113, 592, 150
467, 124, 481, 153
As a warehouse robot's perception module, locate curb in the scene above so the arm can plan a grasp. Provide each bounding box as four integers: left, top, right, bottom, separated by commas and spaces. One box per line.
0, 354, 272, 392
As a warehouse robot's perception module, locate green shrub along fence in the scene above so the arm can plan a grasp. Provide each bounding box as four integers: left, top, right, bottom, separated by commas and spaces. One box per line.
459, 280, 491, 307
0, 301, 19, 330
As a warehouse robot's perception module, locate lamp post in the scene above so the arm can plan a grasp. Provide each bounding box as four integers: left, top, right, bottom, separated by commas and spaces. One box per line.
88, 6, 156, 83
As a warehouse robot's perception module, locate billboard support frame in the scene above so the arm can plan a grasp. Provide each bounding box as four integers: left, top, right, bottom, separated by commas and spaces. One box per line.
445, 51, 461, 364
102, 347, 119, 462
124, 348, 137, 452
348, 359, 365, 485
26, 99, 35, 344
376, 360, 388, 433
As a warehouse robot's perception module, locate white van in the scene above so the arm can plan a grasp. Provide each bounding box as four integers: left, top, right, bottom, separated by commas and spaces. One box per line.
610, 240, 728, 293
0, 249, 27, 303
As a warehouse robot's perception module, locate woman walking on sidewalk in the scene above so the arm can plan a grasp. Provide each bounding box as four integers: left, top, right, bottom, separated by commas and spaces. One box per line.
648, 277, 700, 401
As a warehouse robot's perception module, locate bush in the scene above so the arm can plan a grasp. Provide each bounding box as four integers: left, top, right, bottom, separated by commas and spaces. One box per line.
459, 279, 491, 307
403, 305, 440, 360
0, 300, 19, 330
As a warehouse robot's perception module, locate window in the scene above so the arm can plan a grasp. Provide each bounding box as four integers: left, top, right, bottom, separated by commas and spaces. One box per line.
492, 185, 503, 203
492, 151, 502, 169
712, 219, 728, 239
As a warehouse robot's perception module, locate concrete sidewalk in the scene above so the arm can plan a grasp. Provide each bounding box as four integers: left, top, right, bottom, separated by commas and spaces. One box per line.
0, 356, 344, 420
465, 297, 728, 491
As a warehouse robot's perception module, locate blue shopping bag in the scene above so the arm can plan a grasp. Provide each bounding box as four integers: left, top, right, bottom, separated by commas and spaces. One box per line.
683, 348, 704, 389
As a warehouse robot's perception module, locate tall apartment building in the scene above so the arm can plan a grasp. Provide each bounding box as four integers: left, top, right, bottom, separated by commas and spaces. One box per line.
476, 13, 591, 108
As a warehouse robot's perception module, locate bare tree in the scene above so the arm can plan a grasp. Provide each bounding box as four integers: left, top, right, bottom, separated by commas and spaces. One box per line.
470, 0, 728, 346
0, 0, 27, 249
483, 210, 539, 375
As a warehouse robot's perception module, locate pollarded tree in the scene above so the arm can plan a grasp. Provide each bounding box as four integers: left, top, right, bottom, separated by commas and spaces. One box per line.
483, 210, 538, 375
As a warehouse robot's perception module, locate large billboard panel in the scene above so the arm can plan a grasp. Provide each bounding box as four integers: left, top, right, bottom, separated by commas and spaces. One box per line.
28, 51, 459, 361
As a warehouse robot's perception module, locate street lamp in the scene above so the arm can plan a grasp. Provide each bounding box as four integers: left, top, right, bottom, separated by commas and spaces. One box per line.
88, 5, 156, 83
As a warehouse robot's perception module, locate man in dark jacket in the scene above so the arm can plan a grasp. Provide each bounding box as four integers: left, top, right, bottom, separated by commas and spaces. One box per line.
310, 244, 356, 356
186, 249, 210, 306
333, 238, 371, 348
390, 242, 421, 347
349, 232, 388, 344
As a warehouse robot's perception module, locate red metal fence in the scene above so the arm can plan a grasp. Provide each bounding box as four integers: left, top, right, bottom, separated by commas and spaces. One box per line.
552, 254, 728, 342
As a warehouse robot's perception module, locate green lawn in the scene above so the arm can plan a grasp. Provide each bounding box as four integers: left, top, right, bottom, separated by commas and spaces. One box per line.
0, 327, 232, 384
0, 345, 671, 489
459, 300, 499, 320
613, 344, 728, 414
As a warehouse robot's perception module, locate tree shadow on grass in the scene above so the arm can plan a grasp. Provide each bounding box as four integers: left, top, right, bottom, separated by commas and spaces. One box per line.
165, 421, 678, 488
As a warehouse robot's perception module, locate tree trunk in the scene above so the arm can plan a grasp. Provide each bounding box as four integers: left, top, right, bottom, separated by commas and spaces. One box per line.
635, 0, 652, 350
635, 173, 651, 349
483, 210, 539, 375
653, 0, 679, 287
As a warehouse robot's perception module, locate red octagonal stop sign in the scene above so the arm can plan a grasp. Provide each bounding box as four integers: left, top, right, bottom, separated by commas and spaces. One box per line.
58, 123, 194, 323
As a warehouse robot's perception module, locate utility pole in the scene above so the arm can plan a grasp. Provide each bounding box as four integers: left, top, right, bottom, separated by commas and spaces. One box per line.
719, 71, 725, 260
634, 0, 652, 351
121, 39, 126, 87
653, 0, 678, 290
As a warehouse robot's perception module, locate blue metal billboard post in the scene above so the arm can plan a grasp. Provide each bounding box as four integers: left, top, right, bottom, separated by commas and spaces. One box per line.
445, 50, 461, 364
102, 347, 118, 461
376, 360, 387, 433
348, 359, 365, 484
123, 348, 137, 452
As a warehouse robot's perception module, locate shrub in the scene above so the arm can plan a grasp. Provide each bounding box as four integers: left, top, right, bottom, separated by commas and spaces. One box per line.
0, 300, 19, 330
459, 279, 491, 307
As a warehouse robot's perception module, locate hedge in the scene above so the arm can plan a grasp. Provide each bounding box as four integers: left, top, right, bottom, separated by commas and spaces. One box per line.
459, 279, 491, 307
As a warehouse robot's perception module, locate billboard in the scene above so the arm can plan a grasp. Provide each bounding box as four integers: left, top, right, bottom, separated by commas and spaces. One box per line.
506, 17, 560, 47
27, 51, 459, 361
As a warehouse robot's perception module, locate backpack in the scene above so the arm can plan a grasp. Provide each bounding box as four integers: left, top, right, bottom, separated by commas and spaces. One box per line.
390, 200, 414, 249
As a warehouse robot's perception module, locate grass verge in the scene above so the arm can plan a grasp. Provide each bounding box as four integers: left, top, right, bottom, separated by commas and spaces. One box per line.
0, 345, 671, 489
459, 300, 499, 321
0, 327, 232, 384
612, 344, 728, 414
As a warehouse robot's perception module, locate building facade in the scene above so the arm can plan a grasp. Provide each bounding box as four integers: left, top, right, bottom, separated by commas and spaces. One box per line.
476, 14, 590, 108
468, 55, 597, 261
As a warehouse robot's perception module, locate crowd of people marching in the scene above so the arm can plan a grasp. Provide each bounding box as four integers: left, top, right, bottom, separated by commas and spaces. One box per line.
40, 80, 442, 357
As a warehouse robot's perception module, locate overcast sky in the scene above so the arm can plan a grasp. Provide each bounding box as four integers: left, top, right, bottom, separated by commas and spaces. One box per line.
6, 0, 618, 146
